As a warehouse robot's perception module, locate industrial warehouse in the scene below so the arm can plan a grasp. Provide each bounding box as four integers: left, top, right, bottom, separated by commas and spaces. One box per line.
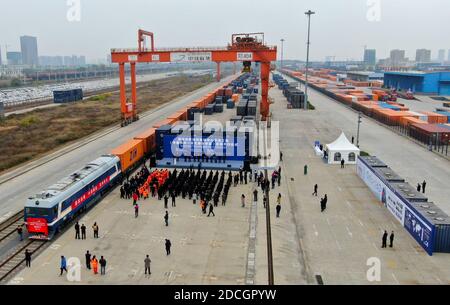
0, 0, 450, 299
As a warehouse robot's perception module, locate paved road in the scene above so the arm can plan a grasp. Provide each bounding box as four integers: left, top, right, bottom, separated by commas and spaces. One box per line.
0, 75, 236, 218
282, 73, 450, 214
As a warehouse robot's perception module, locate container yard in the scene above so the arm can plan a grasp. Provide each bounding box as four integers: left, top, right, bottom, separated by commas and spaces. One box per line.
1, 0, 450, 296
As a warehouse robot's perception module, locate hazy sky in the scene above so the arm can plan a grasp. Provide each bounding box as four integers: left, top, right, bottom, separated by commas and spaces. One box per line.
0, 0, 449, 62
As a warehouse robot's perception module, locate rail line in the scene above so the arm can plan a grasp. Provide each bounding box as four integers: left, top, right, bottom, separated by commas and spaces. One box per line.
0, 239, 47, 282
0, 210, 24, 243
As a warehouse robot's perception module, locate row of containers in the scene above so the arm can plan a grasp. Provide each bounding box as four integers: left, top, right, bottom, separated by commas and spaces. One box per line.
272, 74, 305, 108
53, 88, 83, 103
109, 72, 259, 173
357, 155, 450, 255
280, 69, 450, 154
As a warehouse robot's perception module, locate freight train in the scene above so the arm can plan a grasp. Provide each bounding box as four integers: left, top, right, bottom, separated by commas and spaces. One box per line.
24, 73, 257, 240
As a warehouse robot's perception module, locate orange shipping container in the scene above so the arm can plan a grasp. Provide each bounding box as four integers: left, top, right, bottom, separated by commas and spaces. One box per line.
134, 128, 156, 154
419, 111, 448, 124
111, 139, 144, 172
400, 116, 427, 127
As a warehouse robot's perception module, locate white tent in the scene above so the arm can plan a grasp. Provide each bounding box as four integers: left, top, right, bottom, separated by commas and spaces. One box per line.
325, 132, 360, 164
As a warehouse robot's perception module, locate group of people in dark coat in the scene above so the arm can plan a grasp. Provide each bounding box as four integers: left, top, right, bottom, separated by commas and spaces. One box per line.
120, 166, 151, 200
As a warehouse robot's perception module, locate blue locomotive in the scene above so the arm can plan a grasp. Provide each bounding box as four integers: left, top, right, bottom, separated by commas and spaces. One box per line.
24, 155, 122, 239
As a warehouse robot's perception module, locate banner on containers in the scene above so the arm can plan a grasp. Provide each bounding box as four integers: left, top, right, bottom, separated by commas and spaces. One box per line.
404, 208, 434, 255
237, 52, 253, 61
170, 52, 212, 62
163, 135, 245, 161
356, 156, 435, 255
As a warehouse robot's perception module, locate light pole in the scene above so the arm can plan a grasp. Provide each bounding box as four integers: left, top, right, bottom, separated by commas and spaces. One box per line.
356, 112, 362, 148
280, 38, 285, 69
304, 10, 315, 110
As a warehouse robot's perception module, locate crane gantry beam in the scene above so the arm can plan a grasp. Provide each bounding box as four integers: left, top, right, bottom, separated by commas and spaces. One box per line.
111, 30, 277, 125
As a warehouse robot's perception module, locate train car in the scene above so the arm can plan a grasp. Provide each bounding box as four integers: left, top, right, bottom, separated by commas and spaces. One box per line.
111, 139, 145, 173
134, 128, 156, 155
24, 155, 121, 240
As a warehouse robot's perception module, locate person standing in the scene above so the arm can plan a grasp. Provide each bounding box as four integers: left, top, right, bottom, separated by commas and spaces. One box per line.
132, 192, 138, 205
276, 203, 281, 217
99, 256, 107, 275
312, 184, 318, 196
92, 222, 99, 238
320, 198, 326, 212
134, 203, 139, 218
144, 255, 152, 276
382, 230, 388, 248
165, 239, 172, 255
91, 256, 99, 274
17, 225, 23, 241
164, 211, 169, 226
207, 203, 215, 217
60, 256, 68, 276
75, 222, 80, 240
171, 192, 176, 207
263, 195, 267, 209
422, 180, 426, 194
351, 136, 354, 144
85, 250, 91, 269
417, 183, 421, 192
280, 151, 283, 161
81, 224, 86, 240
241, 194, 246, 208
253, 189, 258, 203
164, 195, 169, 209
389, 231, 395, 248
341, 159, 345, 169
25, 249, 31, 267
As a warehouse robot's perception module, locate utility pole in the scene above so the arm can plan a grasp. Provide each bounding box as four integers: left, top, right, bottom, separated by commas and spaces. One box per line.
357, 112, 362, 148
304, 10, 315, 110
280, 38, 285, 69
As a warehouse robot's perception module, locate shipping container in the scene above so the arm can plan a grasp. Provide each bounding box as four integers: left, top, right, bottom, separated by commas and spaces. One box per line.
373, 167, 405, 182
53, 88, 83, 103
359, 156, 387, 168
111, 139, 144, 172
134, 128, 156, 154
389, 182, 428, 202
419, 111, 448, 124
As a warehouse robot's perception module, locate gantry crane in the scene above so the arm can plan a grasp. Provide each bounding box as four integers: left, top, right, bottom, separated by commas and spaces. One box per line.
111, 30, 277, 126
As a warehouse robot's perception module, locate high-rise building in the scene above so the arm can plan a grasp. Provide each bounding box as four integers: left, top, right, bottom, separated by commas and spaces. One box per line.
438, 49, 445, 62
390, 49, 406, 65
20, 35, 39, 66
7, 52, 22, 65
415, 49, 431, 62
363, 49, 376, 66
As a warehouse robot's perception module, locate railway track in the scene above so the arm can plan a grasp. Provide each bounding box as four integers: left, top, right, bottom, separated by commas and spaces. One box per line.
0, 210, 24, 243
0, 239, 47, 282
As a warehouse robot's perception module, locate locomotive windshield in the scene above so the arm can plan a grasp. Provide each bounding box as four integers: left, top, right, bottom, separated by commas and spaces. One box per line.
25, 206, 57, 218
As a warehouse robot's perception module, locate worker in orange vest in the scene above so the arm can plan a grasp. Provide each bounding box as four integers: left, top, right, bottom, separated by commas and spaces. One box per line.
91, 256, 99, 274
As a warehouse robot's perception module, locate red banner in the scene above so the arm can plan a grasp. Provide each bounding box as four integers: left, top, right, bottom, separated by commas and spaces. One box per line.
71, 176, 110, 210
27, 218, 48, 235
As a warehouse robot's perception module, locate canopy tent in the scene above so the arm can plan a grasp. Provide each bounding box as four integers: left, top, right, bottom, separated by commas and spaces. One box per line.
325, 132, 360, 164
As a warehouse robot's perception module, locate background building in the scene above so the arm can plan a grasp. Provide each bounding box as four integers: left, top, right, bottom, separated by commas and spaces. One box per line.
390, 49, 406, 65
438, 49, 446, 62
415, 49, 431, 63
20, 35, 39, 66
384, 71, 450, 95
363, 49, 376, 66
0, 46, 2, 65
7, 52, 22, 65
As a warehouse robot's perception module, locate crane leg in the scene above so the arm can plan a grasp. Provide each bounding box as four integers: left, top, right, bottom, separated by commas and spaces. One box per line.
260, 61, 270, 121
119, 63, 127, 126
130, 62, 138, 121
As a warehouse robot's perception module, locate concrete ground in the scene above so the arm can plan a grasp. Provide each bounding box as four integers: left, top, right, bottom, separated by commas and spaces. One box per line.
8, 74, 450, 285
9, 175, 253, 285
251, 81, 450, 284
